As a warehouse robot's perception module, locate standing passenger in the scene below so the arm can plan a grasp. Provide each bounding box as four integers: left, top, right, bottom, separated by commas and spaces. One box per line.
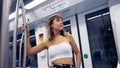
22, 14, 81, 68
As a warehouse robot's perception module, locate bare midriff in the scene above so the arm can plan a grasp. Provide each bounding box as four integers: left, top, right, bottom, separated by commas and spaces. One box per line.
52, 57, 73, 64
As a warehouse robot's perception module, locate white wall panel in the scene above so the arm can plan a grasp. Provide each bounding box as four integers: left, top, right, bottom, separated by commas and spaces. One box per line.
35, 22, 48, 68
78, 13, 93, 68
108, 0, 120, 64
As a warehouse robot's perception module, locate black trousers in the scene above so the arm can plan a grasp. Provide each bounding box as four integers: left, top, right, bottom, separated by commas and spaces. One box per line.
50, 64, 74, 68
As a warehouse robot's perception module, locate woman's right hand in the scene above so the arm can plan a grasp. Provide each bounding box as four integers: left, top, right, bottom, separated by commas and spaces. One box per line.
22, 24, 30, 37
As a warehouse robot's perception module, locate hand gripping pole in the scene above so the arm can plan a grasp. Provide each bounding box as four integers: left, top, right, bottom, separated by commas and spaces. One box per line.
13, 0, 27, 68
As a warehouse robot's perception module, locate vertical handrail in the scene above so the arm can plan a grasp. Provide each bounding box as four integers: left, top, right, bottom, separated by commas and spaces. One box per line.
19, 32, 24, 67
13, 0, 27, 68
13, 0, 20, 68
0, 0, 11, 68
20, 0, 27, 67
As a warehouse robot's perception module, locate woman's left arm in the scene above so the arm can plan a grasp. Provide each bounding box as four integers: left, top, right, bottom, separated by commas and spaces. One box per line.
68, 34, 81, 68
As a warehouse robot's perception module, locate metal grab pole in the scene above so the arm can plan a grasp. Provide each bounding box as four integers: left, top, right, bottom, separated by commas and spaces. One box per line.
19, 19, 29, 67
19, 32, 24, 67
13, 0, 27, 68
13, 0, 20, 68
0, 0, 11, 68
20, 0, 27, 68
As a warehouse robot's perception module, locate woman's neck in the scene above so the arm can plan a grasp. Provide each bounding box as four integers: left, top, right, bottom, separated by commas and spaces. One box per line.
53, 29, 61, 36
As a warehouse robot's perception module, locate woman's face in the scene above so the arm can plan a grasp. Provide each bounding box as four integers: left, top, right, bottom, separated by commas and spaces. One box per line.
51, 18, 63, 31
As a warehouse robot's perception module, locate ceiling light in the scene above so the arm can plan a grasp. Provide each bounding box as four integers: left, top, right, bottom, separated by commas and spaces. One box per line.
9, 0, 46, 20
9, 9, 22, 20
25, 0, 46, 9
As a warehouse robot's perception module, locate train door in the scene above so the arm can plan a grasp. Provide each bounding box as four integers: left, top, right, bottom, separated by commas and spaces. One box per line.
78, 8, 118, 68
63, 15, 82, 68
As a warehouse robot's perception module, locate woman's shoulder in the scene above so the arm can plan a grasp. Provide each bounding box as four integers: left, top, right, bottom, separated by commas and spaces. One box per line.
65, 32, 73, 38
65, 32, 74, 42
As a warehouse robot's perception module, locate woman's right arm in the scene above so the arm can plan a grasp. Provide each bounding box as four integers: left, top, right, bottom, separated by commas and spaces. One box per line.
22, 24, 47, 56
26, 36, 46, 56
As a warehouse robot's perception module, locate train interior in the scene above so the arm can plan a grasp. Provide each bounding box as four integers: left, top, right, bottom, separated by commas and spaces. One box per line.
0, 0, 120, 68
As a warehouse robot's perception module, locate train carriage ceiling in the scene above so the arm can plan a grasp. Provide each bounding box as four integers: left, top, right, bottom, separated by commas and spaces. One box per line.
9, 0, 108, 21
10, 0, 33, 14
9, 0, 108, 36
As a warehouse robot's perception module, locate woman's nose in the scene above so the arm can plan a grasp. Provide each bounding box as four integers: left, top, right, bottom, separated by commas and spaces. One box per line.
60, 22, 63, 25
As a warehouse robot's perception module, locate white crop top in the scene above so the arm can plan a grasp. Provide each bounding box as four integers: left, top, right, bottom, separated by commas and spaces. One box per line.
48, 42, 73, 62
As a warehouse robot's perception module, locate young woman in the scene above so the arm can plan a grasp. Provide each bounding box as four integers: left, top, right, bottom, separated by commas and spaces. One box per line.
22, 14, 81, 68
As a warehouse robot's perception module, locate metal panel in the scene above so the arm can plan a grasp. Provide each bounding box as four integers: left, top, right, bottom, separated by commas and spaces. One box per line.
0, 0, 11, 68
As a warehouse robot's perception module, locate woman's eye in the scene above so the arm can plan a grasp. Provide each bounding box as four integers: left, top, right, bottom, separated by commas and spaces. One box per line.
57, 19, 60, 21
56, 19, 60, 22
55, 19, 62, 22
